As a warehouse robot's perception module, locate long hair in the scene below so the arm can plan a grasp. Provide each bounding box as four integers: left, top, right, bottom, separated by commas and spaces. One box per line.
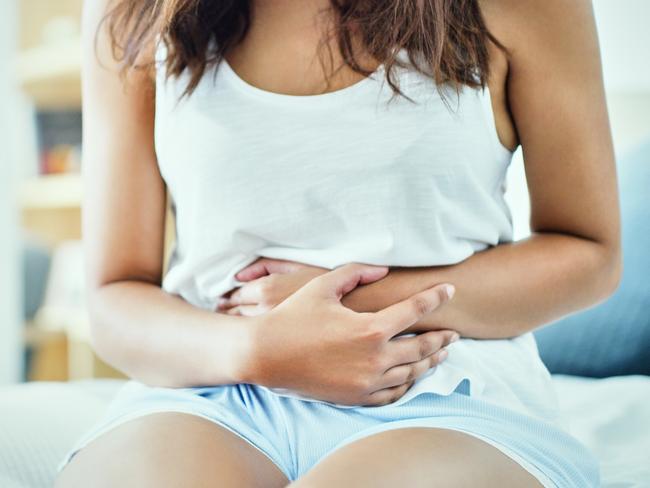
104, 0, 502, 100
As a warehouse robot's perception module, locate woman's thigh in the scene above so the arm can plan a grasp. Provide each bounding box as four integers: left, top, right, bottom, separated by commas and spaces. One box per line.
291, 427, 543, 488
55, 412, 289, 488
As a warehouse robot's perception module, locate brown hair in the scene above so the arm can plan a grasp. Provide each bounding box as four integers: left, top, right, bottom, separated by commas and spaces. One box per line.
104, 0, 502, 101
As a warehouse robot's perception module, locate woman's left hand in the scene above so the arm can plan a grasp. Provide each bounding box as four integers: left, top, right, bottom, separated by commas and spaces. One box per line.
217, 258, 328, 316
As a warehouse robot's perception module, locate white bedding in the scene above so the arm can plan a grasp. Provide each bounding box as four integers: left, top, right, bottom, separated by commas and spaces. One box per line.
552, 375, 650, 487
0, 376, 649, 487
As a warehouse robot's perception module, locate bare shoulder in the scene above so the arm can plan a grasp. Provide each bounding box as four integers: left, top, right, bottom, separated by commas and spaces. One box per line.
81, 0, 113, 46
479, 0, 597, 58
81, 0, 155, 78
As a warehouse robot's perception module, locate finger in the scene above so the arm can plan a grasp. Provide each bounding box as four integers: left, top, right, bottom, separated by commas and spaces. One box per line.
227, 305, 266, 317
236, 258, 307, 281
216, 289, 247, 310
374, 284, 455, 337
309, 263, 389, 301
364, 380, 416, 407
386, 329, 459, 365
235, 259, 272, 282
378, 348, 449, 390
223, 283, 263, 307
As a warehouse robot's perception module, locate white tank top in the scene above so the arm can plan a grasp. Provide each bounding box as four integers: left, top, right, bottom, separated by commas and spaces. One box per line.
154, 45, 559, 421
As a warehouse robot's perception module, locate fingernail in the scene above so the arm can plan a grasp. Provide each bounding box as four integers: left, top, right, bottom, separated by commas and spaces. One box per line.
444, 284, 455, 300
439, 349, 449, 362
451, 333, 460, 342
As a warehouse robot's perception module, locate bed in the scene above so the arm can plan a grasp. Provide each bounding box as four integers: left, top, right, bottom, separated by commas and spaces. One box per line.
0, 376, 648, 487
552, 375, 650, 487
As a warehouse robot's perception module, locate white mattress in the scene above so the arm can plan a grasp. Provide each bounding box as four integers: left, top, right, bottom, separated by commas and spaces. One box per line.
552, 375, 650, 487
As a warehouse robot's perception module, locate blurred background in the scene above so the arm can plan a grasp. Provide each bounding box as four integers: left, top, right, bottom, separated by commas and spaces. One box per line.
0, 0, 649, 386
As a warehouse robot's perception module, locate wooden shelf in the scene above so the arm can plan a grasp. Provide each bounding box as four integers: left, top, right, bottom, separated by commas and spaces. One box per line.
17, 39, 81, 109
20, 173, 82, 210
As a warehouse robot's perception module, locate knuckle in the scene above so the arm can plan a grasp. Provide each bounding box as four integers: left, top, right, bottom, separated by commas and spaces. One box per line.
428, 331, 445, 348
418, 338, 434, 359
411, 297, 431, 317
405, 366, 417, 383
431, 349, 446, 366
436, 287, 448, 305
352, 376, 372, 394
429, 353, 439, 367
361, 321, 386, 343
367, 355, 385, 373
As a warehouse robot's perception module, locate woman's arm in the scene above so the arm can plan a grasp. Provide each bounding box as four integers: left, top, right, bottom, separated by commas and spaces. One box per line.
224, 0, 621, 339
344, 0, 622, 338
81, 0, 258, 387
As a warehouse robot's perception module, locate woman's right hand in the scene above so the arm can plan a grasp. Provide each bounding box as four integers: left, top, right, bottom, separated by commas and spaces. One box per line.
242, 263, 458, 406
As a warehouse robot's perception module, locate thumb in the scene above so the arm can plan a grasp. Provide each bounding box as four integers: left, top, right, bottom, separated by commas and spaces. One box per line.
309, 263, 389, 301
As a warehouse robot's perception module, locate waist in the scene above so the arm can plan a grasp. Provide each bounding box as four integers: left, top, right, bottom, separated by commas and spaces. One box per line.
163, 243, 487, 311
266, 333, 559, 423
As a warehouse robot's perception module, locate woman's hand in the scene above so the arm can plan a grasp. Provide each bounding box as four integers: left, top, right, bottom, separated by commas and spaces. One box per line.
218, 258, 327, 316
241, 263, 458, 407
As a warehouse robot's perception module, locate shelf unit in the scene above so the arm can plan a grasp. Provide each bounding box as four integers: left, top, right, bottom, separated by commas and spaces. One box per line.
17, 38, 82, 109
15, 0, 170, 382
17, 0, 94, 380
20, 172, 83, 210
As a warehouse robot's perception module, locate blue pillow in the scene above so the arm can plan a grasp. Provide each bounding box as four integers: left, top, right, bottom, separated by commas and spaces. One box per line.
534, 139, 650, 377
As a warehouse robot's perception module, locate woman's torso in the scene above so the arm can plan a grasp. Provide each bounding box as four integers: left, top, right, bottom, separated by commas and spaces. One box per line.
153, 14, 558, 422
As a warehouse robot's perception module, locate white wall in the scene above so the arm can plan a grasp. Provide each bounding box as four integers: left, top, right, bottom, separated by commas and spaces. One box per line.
594, 0, 650, 93
595, 0, 650, 152
0, 0, 22, 384
506, 1, 650, 239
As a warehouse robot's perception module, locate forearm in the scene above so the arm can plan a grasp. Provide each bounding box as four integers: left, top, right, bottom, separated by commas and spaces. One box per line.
342, 233, 621, 339
88, 281, 256, 387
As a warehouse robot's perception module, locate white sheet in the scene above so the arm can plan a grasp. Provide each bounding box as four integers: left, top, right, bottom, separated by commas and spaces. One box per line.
552, 375, 650, 487
1, 377, 648, 487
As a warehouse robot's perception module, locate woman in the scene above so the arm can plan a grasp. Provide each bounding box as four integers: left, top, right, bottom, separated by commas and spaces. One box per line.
56, 0, 620, 486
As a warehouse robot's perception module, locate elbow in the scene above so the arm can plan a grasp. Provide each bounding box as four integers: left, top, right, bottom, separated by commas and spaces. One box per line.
87, 304, 113, 367
593, 242, 623, 303
86, 287, 120, 369
605, 253, 623, 297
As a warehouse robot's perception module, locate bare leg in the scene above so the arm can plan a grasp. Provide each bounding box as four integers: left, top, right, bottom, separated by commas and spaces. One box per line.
56, 412, 289, 488
291, 427, 543, 488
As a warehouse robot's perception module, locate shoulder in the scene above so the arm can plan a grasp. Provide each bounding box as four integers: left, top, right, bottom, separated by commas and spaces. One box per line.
81, 0, 156, 79
479, 0, 597, 57
81, 0, 112, 38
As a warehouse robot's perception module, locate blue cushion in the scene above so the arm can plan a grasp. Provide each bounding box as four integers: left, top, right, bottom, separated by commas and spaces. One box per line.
22, 239, 51, 322
534, 139, 650, 377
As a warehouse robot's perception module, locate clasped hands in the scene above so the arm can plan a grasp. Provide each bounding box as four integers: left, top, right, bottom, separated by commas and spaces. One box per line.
217, 258, 459, 406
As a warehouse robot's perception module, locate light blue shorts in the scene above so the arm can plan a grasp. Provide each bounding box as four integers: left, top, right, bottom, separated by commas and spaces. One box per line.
60, 380, 599, 487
